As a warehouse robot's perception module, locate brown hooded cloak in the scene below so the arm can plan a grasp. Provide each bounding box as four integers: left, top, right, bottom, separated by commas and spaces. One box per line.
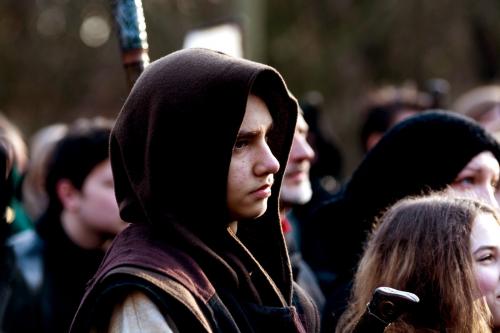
70, 48, 319, 333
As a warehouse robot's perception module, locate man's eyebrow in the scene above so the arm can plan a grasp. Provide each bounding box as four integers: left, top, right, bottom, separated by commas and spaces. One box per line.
236, 130, 260, 139
236, 123, 274, 138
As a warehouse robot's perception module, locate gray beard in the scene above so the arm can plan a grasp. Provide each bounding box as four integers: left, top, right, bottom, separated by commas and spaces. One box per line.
280, 179, 313, 205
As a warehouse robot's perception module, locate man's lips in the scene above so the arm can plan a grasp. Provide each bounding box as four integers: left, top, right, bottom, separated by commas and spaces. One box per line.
284, 170, 307, 182
251, 183, 273, 198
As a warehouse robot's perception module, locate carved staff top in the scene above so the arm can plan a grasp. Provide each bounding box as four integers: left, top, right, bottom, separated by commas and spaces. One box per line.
111, 0, 150, 90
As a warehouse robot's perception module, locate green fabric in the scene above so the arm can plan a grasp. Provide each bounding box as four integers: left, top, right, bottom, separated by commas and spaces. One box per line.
6, 167, 33, 236
8, 198, 33, 234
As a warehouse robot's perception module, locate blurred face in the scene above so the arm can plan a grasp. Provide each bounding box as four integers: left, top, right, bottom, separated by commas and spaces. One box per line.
77, 159, 126, 238
476, 104, 500, 133
471, 212, 500, 327
451, 151, 500, 208
281, 113, 315, 206
227, 94, 280, 222
365, 109, 419, 152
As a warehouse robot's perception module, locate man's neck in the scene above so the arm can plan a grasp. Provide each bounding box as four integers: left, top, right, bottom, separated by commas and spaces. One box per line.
61, 211, 106, 251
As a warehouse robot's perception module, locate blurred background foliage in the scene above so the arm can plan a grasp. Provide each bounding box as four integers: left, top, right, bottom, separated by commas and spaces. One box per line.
1, 0, 500, 173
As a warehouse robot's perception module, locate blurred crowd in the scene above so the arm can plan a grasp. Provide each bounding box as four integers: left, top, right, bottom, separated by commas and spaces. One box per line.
1, 47, 500, 333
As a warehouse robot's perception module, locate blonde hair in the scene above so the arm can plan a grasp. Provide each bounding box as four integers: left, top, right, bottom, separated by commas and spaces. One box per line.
22, 123, 68, 220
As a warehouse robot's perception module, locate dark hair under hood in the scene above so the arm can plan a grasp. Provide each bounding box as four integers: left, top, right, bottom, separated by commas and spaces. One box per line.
304, 110, 500, 288
109, 48, 298, 304
37, 117, 113, 240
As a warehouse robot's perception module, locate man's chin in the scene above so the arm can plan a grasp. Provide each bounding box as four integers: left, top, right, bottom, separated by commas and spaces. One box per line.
280, 183, 313, 205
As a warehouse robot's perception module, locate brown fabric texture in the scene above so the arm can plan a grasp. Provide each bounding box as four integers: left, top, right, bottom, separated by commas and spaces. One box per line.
84, 224, 216, 303
106, 266, 213, 333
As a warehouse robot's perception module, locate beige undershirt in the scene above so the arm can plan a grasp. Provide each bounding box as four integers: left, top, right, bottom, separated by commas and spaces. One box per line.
100, 291, 175, 333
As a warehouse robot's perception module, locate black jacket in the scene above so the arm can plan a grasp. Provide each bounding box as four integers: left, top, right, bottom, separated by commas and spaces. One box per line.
36, 211, 104, 333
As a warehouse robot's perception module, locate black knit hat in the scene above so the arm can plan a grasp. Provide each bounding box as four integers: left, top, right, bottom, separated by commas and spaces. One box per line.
345, 110, 500, 217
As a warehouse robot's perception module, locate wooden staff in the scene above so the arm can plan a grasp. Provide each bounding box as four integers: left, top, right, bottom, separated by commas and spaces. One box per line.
110, 0, 150, 91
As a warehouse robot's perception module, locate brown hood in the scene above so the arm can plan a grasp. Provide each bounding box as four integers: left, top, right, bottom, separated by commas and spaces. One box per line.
110, 48, 298, 304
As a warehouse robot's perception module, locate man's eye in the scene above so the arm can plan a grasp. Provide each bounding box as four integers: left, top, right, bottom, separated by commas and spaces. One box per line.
234, 140, 248, 150
455, 177, 475, 186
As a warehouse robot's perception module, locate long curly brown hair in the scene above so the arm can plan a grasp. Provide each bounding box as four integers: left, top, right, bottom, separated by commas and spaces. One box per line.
337, 193, 497, 333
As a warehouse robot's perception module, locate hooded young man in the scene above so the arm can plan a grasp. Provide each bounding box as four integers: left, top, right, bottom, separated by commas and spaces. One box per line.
70, 48, 319, 333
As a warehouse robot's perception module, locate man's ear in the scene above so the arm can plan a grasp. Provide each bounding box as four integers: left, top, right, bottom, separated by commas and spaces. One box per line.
56, 179, 80, 211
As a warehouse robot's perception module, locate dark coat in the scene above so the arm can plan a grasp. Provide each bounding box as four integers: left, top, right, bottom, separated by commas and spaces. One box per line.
71, 48, 319, 332
0, 245, 39, 333
36, 211, 104, 333
71, 223, 319, 333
